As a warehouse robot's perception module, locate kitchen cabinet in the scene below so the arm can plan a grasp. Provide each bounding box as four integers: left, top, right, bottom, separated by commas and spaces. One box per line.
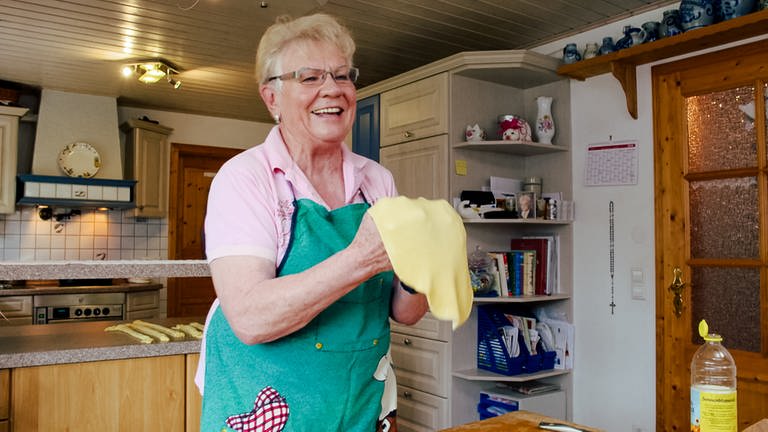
0, 106, 29, 214
362, 50, 572, 427
380, 134, 449, 200
11, 355, 185, 431
1, 369, 8, 432
121, 119, 173, 218
186, 353, 202, 432
0, 296, 32, 326
380, 74, 448, 147
126, 289, 160, 320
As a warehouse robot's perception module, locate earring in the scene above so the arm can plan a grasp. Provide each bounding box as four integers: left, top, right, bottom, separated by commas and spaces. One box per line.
273, 113, 280, 124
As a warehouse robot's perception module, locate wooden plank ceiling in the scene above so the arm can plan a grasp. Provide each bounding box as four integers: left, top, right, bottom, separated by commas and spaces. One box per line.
0, 0, 674, 123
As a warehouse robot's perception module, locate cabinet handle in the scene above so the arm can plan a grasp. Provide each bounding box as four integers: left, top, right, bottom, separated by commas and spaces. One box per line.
403, 338, 412, 345
403, 131, 413, 138
403, 391, 412, 399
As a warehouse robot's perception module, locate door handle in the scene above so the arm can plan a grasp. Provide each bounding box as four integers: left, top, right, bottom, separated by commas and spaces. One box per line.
668, 267, 686, 317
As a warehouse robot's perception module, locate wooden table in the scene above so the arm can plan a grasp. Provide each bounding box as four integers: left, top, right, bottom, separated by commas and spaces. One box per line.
439, 411, 602, 432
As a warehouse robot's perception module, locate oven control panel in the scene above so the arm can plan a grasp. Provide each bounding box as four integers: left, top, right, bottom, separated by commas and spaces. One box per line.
35, 304, 124, 324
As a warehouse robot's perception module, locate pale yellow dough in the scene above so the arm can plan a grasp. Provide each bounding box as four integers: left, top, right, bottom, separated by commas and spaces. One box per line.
368, 196, 472, 329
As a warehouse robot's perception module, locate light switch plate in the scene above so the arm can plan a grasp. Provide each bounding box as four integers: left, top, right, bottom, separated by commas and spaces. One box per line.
631, 267, 646, 300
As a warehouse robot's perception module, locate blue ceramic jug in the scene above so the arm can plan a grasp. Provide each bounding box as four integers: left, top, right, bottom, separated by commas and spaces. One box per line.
614, 26, 643, 50
562, 43, 581, 64
717, 0, 756, 20
660, 9, 684, 37
679, 0, 716, 31
598, 37, 615, 55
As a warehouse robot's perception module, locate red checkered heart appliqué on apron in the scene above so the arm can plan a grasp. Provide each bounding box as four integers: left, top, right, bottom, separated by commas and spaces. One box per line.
225, 386, 290, 432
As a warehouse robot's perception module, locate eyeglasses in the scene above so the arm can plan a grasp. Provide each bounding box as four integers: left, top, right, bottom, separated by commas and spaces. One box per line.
267, 66, 359, 86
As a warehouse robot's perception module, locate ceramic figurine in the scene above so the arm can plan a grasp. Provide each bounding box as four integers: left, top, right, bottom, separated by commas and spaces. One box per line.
660, 9, 684, 37
534, 96, 555, 144
598, 37, 616, 55
465, 124, 487, 141
582, 42, 599, 59
497, 115, 532, 142
562, 43, 581, 64
679, 0, 716, 31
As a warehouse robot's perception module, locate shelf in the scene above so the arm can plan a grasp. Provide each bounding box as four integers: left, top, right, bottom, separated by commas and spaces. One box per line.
463, 218, 572, 225
453, 367, 570, 382
453, 140, 568, 156
473, 294, 570, 303
557, 9, 768, 119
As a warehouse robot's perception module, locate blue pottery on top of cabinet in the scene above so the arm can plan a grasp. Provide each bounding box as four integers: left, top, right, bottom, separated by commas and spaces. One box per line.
660, 9, 684, 37
614, 26, 643, 50
717, 0, 756, 20
679, 0, 716, 31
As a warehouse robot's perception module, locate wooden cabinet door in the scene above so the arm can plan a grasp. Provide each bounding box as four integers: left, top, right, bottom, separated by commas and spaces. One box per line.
380, 135, 449, 200
0, 369, 8, 423
380, 74, 448, 147
133, 128, 170, 217
0, 109, 26, 214
11, 356, 185, 431
186, 354, 201, 432
654, 39, 768, 430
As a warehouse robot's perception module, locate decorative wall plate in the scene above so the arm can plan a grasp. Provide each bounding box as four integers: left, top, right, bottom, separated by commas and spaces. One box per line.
57, 142, 101, 178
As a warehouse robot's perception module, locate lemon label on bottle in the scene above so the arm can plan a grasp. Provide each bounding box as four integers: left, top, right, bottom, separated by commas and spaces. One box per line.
691, 386, 737, 432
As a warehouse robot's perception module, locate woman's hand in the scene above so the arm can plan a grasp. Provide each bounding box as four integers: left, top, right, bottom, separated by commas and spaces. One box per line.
347, 212, 393, 278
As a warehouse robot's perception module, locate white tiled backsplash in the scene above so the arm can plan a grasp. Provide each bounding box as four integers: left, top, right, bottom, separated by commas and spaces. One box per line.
0, 206, 167, 261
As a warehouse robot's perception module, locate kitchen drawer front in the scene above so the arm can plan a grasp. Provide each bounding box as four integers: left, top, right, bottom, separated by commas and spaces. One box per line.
381, 73, 448, 147
126, 290, 160, 311
391, 312, 451, 342
0, 296, 32, 317
396, 384, 449, 432
390, 333, 449, 397
125, 309, 160, 320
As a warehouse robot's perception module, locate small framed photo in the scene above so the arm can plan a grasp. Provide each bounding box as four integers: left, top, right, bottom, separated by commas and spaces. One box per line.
517, 192, 536, 219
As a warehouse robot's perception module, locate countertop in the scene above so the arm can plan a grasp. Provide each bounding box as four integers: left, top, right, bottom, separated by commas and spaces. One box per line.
439, 411, 602, 432
0, 316, 203, 369
0, 259, 210, 280
0, 282, 163, 297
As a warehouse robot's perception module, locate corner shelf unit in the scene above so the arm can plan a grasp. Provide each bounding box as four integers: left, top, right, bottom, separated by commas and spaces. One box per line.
557, 9, 768, 119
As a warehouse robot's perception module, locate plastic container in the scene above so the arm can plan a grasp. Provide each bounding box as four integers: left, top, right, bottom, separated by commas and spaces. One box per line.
690, 319, 737, 432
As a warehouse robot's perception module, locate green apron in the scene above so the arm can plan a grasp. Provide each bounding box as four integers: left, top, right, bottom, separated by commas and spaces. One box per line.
201, 198, 394, 432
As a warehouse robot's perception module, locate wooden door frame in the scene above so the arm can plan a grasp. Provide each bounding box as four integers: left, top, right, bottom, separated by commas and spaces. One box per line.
653, 38, 768, 431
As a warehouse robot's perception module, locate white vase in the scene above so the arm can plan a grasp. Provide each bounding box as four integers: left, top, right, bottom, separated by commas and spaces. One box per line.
535, 96, 555, 144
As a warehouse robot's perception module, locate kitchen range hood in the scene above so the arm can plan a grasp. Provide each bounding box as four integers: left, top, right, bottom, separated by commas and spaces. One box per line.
16, 89, 136, 210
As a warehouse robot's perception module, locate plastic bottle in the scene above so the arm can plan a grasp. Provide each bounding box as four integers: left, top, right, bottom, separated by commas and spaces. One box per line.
690, 319, 737, 432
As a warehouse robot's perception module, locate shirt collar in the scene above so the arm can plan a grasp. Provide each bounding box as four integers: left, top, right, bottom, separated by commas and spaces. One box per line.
262, 126, 369, 205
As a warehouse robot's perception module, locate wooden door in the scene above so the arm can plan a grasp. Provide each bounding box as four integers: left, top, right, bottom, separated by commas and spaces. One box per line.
167, 144, 242, 317
654, 39, 768, 431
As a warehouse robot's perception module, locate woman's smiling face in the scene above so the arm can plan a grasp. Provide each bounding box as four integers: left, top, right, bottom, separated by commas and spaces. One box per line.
263, 39, 357, 149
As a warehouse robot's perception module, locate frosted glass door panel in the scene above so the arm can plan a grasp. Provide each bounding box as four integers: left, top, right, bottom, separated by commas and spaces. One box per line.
689, 177, 758, 259
690, 266, 760, 352
686, 86, 756, 173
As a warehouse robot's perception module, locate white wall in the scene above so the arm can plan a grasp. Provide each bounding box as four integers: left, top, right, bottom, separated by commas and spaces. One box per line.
118, 107, 273, 149
533, 9, 768, 432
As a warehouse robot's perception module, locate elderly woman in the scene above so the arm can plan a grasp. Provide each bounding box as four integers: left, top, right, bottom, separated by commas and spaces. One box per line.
197, 13, 428, 432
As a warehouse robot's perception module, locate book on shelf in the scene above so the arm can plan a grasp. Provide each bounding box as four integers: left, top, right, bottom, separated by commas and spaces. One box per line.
490, 252, 509, 297
510, 238, 548, 296
522, 234, 560, 295
507, 250, 535, 296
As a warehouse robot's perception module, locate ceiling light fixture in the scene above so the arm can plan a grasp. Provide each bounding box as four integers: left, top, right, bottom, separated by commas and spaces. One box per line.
121, 60, 182, 89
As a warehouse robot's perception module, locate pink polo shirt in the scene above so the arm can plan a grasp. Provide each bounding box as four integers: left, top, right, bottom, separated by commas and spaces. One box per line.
197, 126, 397, 393
204, 126, 397, 265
